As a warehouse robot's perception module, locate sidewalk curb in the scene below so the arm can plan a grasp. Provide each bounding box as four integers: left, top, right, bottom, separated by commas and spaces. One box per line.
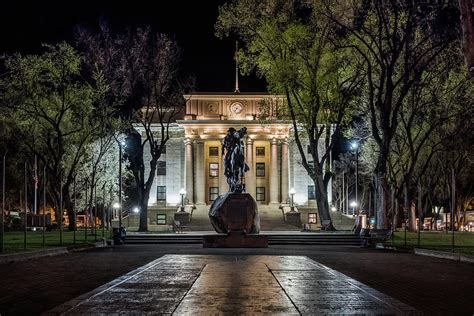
0, 240, 109, 264
414, 248, 474, 263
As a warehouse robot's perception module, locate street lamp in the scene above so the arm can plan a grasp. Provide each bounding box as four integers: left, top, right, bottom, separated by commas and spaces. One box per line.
350, 201, 357, 216
179, 188, 186, 212
289, 188, 296, 210
113, 202, 120, 220
118, 139, 125, 228
133, 207, 140, 214
351, 141, 359, 209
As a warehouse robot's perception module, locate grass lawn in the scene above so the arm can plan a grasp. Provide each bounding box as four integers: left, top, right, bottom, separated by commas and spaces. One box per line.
393, 231, 474, 256
0, 228, 111, 254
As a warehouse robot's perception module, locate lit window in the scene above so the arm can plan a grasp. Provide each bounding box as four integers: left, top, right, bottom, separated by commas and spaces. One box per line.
157, 186, 166, 201
256, 187, 265, 201
209, 187, 219, 201
209, 147, 219, 157
308, 213, 317, 224
256, 147, 265, 156
157, 161, 166, 176
209, 163, 219, 177
157, 214, 166, 225
256, 163, 265, 177
308, 185, 316, 200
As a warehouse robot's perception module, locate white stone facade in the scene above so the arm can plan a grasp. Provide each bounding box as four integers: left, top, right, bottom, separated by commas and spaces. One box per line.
139, 93, 332, 210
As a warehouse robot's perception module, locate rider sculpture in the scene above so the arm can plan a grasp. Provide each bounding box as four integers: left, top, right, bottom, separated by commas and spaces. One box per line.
222, 127, 249, 193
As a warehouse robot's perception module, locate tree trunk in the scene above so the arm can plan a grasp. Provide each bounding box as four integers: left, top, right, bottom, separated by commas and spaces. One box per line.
408, 202, 417, 232
138, 188, 150, 232
459, 0, 474, 77
314, 177, 336, 231
64, 193, 76, 231
375, 174, 391, 229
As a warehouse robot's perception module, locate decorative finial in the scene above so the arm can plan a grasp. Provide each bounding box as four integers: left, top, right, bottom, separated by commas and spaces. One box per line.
234, 41, 240, 93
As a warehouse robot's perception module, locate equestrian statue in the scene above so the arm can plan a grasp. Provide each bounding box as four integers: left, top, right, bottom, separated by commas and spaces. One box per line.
222, 127, 249, 193
207, 126, 261, 237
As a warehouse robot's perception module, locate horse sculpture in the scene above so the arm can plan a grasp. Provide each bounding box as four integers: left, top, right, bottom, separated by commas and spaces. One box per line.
222, 127, 249, 193
208, 126, 261, 237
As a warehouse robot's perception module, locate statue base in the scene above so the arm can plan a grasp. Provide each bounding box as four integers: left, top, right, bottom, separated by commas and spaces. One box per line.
203, 231, 268, 248
208, 192, 260, 234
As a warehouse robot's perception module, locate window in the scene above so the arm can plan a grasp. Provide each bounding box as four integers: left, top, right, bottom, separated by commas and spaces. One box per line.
209, 163, 219, 177
256, 147, 265, 157
308, 213, 317, 224
256, 163, 265, 177
157, 186, 166, 201
308, 185, 316, 200
209, 187, 219, 201
209, 147, 219, 157
157, 161, 166, 176
256, 187, 266, 201
157, 214, 166, 225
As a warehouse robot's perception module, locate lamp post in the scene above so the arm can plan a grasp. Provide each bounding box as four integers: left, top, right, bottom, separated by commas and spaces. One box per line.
113, 202, 120, 221
351, 141, 359, 209
179, 188, 186, 212
118, 140, 125, 229
289, 188, 296, 210
350, 201, 357, 216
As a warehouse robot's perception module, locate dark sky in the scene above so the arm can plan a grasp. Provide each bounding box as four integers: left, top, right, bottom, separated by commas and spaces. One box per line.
0, 1, 266, 92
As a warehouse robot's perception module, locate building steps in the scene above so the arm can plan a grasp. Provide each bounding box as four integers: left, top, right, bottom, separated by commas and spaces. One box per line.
124, 232, 360, 246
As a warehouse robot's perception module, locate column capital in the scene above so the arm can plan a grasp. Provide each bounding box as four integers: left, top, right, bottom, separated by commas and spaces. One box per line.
246, 137, 254, 145
271, 137, 278, 145
184, 137, 193, 145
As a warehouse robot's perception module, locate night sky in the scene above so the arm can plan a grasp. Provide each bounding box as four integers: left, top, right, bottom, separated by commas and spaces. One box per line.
0, 1, 267, 92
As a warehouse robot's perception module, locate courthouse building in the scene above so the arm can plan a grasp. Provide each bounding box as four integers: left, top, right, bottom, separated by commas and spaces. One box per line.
136, 90, 332, 228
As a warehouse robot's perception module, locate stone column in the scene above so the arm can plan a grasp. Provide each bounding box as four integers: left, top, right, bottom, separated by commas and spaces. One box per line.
195, 140, 206, 205
184, 138, 194, 204
281, 138, 289, 204
269, 138, 279, 204
245, 137, 255, 198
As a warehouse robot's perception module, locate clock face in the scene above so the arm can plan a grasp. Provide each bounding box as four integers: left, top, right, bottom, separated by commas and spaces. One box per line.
231, 102, 243, 114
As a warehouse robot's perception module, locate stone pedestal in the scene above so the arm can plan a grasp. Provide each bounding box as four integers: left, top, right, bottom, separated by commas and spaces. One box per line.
203, 232, 268, 248
174, 212, 190, 224
285, 211, 301, 228
209, 192, 260, 234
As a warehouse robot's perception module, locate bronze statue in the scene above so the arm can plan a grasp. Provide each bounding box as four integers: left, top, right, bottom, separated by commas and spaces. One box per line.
222, 127, 249, 193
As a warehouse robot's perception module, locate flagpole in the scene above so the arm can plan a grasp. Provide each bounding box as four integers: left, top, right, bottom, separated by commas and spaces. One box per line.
34, 155, 37, 215
1, 152, 5, 253
59, 172, 63, 246
43, 163, 46, 248
24, 160, 27, 250
73, 176, 76, 244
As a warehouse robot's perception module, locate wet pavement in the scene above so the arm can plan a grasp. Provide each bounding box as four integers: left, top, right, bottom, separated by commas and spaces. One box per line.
47, 255, 416, 315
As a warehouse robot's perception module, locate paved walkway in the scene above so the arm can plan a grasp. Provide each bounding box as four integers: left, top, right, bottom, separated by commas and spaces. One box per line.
47, 255, 415, 315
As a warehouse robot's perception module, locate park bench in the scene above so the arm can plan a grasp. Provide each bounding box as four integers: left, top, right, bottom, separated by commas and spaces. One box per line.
360, 229, 393, 248
172, 220, 186, 233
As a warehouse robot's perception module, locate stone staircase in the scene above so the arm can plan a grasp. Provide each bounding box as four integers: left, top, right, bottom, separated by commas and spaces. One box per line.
185, 205, 300, 231
125, 232, 360, 245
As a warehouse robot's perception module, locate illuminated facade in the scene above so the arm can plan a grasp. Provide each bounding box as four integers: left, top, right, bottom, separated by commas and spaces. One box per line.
138, 92, 332, 216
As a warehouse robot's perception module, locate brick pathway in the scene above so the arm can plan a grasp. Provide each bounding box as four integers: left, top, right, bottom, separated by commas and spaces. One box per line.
47, 255, 416, 315
0, 245, 473, 315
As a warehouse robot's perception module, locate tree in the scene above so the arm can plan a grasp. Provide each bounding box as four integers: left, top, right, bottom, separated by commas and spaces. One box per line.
327, 0, 460, 228
458, 0, 474, 76
77, 24, 190, 231
0, 43, 107, 230
216, 0, 361, 230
